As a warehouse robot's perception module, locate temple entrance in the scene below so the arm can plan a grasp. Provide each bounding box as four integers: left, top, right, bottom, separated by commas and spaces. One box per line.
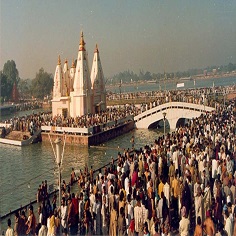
95, 105, 100, 113
62, 108, 68, 118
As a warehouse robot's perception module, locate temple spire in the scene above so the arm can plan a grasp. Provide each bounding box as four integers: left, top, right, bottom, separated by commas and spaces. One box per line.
79, 31, 86, 51
57, 55, 61, 65
71, 58, 75, 68
94, 43, 99, 53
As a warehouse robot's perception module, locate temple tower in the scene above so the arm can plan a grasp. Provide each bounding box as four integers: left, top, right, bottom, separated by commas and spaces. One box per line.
70, 31, 92, 117
51, 31, 106, 118
69, 59, 76, 92
90, 44, 106, 113
53, 55, 63, 98
63, 59, 69, 96
52, 56, 70, 118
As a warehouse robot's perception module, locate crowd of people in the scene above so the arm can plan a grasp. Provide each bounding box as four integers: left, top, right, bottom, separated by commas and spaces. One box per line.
5, 97, 236, 236
2, 85, 235, 133
107, 85, 234, 105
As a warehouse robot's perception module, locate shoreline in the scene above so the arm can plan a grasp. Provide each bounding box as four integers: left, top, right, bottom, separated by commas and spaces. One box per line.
105, 73, 236, 88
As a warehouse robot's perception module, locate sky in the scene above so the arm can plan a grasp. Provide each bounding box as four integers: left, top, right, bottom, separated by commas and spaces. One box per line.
1, 0, 236, 79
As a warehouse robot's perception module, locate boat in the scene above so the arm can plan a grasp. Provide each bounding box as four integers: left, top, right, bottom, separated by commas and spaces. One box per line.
0, 124, 42, 146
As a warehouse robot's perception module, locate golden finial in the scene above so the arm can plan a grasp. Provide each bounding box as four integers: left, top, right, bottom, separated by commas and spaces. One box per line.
94, 43, 99, 53
65, 58, 68, 64
79, 31, 86, 51
71, 58, 75, 68
57, 55, 61, 65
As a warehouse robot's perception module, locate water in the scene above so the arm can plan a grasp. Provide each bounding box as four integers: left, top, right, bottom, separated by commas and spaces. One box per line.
108, 76, 236, 93
0, 76, 235, 231
0, 130, 162, 235
0, 129, 161, 217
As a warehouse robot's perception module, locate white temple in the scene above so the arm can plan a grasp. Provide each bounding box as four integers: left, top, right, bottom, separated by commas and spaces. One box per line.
52, 32, 106, 118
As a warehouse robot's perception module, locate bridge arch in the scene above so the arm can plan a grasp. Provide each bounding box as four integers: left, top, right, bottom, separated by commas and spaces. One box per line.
134, 102, 215, 130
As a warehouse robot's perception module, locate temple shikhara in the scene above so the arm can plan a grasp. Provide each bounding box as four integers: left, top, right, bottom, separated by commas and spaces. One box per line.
52, 31, 106, 118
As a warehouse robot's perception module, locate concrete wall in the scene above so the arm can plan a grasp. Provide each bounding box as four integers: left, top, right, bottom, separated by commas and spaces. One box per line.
41, 121, 134, 146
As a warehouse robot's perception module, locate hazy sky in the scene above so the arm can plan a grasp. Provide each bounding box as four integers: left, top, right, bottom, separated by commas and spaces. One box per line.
1, 0, 236, 79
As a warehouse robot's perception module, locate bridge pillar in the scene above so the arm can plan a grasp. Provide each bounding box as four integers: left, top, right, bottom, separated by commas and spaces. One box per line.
167, 118, 178, 130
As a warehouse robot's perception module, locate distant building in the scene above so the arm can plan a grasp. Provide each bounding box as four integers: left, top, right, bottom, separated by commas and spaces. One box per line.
52, 32, 106, 118
203, 70, 208, 76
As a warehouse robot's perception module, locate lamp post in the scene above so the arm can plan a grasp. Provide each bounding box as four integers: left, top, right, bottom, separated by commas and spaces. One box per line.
163, 112, 166, 138
55, 138, 62, 222
163, 112, 167, 152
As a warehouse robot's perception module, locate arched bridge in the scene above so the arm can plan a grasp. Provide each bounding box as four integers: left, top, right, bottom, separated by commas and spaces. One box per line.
134, 102, 215, 130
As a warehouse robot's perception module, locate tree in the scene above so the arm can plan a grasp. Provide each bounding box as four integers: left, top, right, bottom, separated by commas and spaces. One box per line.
0, 71, 8, 103
18, 78, 32, 100
1, 60, 20, 101
31, 68, 53, 99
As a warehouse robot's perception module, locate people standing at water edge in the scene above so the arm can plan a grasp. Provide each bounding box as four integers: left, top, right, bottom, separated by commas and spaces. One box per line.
26, 98, 234, 235
70, 168, 76, 186
2, 94, 236, 235
130, 135, 135, 149
5, 219, 13, 236
25, 205, 36, 236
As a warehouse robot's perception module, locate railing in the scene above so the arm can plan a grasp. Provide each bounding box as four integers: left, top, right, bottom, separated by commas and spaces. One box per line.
134, 102, 215, 122
41, 115, 134, 135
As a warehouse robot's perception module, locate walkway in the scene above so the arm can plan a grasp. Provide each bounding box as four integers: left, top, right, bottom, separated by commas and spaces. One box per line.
134, 102, 215, 129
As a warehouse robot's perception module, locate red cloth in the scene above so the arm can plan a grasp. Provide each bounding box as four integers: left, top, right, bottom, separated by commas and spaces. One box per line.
72, 198, 78, 214
129, 219, 135, 232
131, 171, 138, 187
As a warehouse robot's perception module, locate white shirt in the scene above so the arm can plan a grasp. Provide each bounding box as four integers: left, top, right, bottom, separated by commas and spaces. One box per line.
38, 212, 42, 224
124, 177, 130, 193
78, 200, 84, 221
163, 183, 170, 208
61, 205, 67, 228
212, 159, 218, 179
224, 217, 233, 236
157, 198, 163, 219
5, 228, 13, 236
173, 151, 178, 170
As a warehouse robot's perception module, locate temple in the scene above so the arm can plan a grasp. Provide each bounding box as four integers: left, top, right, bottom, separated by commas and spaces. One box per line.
51, 32, 106, 118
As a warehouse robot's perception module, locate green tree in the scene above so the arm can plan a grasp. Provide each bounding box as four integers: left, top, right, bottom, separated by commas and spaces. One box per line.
2, 60, 20, 100
0, 71, 8, 103
18, 78, 32, 100
31, 68, 53, 99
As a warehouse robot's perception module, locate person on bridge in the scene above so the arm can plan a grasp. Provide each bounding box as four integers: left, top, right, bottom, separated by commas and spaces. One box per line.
5, 219, 13, 236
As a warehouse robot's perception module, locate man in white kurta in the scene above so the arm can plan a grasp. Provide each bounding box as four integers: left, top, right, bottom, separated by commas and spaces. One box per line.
195, 186, 203, 225
172, 149, 179, 172
224, 210, 233, 236
134, 198, 143, 234
93, 197, 101, 235
61, 197, 68, 234
101, 196, 108, 235
163, 181, 170, 208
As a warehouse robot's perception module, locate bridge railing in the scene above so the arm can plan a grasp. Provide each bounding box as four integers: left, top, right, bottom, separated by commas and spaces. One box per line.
134, 102, 215, 122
